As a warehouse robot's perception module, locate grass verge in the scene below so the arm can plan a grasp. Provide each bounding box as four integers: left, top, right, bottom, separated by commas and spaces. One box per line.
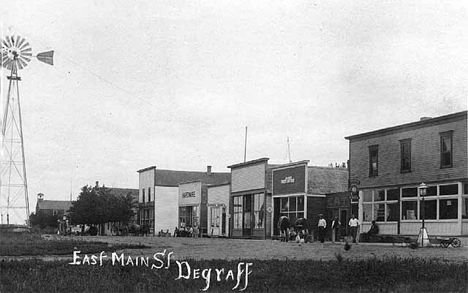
0, 231, 148, 256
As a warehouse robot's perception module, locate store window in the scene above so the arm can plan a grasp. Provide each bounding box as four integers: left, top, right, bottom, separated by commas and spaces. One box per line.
279, 196, 304, 225
400, 139, 412, 173
253, 194, 265, 229
440, 184, 458, 196
363, 204, 373, 222
387, 189, 399, 201
440, 131, 453, 168
440, 199, 457, 219
402, 201, 418, 220
233, 196, 243, 229
420, 200, 437, 220
386, 202, 399, 221
374, 203, 385, 221
362, 189, 399, 222
368, 145, 379, 177
402, 187, 417, 198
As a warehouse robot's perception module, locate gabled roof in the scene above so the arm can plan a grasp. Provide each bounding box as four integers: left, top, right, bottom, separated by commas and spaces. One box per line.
109, 188, 139, 201
155, 169, 230, 187
307, 166, 348, 194
37, 200, 73, 212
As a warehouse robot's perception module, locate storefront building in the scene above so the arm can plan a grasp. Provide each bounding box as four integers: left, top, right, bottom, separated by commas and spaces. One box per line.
325, 191, 353, 239
207, 183, 230, 237
345, 111, 468, 236
271, 161, 349, 239
228, 158, 273, 239
178, 181, 207, 234
137, 166, 230, 235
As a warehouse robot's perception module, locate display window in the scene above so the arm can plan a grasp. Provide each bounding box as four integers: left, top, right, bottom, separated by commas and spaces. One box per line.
278, 195, 304, 225
233, 196, 243, 230
362, 189, 399, 222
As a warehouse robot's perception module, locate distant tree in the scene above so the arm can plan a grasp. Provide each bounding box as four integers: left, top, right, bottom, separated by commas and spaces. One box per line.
29, 212, 60, 229
68, 183, 134, 227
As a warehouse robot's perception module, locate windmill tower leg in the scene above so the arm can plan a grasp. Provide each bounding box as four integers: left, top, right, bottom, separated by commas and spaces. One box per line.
0, 66, 29, 226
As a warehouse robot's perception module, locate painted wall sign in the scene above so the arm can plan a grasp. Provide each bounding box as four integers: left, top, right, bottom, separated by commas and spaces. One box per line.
327, 196, 351, 208
182, 191, 196, 198
272, 165, 306, 195
281, 176, 295, 184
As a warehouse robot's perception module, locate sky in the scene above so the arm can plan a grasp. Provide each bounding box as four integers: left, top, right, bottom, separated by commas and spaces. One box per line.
1, 0, 467, 224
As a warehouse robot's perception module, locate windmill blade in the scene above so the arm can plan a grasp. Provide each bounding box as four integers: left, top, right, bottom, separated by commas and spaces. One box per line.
37, 50, 54, 66
18, 58, 28, 70
7, 36, 14, 47
21, 56, 31, 63
19, 41, 30, 51
17, 37, 26, 49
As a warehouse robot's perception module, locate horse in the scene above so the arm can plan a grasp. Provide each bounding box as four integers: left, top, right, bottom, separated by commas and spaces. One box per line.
278, 216, 290, 242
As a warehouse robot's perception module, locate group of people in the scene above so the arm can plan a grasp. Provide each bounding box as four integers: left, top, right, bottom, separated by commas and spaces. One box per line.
278, 214, 379, 244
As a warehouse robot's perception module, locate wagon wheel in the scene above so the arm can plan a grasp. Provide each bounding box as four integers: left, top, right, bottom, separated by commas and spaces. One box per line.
451, 238, 461, 248
111, 225, 119, 236
122, 226, 129, 236
441, 241, 449, 248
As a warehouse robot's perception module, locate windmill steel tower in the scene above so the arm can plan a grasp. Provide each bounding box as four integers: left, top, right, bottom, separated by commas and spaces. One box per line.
0, 35, 53, 225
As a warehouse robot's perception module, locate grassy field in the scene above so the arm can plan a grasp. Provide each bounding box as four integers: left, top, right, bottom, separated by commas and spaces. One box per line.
1, 256, 467, 292
0, 231, 148, 256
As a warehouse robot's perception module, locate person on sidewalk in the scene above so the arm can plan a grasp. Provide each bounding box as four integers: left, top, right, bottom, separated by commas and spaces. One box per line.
331, 217, 341, 243
348, 215, 360, 243
318, 214, 327, 243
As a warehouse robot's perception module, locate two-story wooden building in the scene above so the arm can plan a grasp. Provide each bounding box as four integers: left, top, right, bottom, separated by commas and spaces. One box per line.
345, 111, 468, 237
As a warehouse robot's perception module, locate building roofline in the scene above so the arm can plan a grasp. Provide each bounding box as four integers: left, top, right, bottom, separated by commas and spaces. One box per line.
227, 157, 269, 169
207, 182, 231, 188
345, 110, 467, 141
269, 160, 310, 170
137, 166, 156, 173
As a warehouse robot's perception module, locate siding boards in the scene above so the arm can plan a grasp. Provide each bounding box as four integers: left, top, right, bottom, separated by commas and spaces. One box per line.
349, 118, 467, 188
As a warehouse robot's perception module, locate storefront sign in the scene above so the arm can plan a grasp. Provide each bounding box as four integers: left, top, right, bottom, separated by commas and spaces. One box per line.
327, 196, 351, 208
182, 191, 196, 198
272, 165, 306, 195
281, 176, 295, 184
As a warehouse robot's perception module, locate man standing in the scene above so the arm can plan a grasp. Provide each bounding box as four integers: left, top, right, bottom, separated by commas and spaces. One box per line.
348, 215, 360, 243
331, 216, 341, 243
317, 214, 327, 243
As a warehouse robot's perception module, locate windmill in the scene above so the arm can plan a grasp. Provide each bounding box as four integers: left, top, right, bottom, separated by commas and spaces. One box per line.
0, 35, 53, 225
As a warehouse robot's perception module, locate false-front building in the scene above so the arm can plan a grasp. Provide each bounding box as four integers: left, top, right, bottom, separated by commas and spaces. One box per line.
137, 166, 230, 235
345, 111, 468, 237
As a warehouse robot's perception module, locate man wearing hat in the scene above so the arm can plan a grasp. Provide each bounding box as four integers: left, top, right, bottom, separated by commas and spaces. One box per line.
317, 214, 327, 243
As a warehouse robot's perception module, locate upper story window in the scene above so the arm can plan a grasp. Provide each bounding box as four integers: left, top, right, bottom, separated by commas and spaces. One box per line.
148, 187, 151, 202
440, 131, 453, 168
368, 145, 379, 177
142, 189, 145, 203
400, 139, 411, 173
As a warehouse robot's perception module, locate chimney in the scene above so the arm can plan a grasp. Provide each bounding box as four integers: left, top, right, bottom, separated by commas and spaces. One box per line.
207, 165, 212, 175
37, 193, 44, 202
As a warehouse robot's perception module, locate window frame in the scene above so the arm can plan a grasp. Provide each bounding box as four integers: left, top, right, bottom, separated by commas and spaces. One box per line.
368, 145, 379, 177
440, 131, 453, 168
400, 139, 412, 173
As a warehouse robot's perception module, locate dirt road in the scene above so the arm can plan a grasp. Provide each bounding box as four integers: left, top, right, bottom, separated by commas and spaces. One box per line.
65, 235, 468, 263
